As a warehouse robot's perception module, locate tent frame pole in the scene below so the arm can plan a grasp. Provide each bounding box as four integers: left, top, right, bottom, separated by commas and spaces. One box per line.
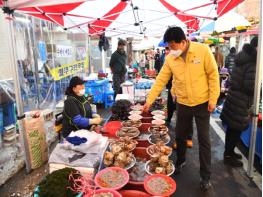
247, 0, 262, 178
7, 18, 31, 173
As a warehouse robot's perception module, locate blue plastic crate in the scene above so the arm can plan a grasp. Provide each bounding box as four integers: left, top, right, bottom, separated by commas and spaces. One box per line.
0, 107, 3, 133
85, 79, 109, 103
85, 85, 104, 103
2, 103, 16, 127
241, 123, 262, 161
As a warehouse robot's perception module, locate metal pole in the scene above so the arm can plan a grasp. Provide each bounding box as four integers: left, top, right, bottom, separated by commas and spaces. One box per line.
102, 49, 106, 72
31, 17, 41, 108
85, 33, 90, 75
247, 0, 262, 178
88, 36, 91, 74
7, 18, 31, 173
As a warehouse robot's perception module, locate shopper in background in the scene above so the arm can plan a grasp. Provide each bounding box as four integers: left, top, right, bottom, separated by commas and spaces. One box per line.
62, 76, 103, 138
214, 46, 224, 70
220, 37, 258, 168
109, 39, 127, 98
217, 67, 230, 105
143, 26, 219, 191
225, 47, 236, 74
154, 48, 162, 73
139, 51, 146, 76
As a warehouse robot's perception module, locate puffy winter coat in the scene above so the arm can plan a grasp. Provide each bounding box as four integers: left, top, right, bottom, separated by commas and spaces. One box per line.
220, 44, 257, 131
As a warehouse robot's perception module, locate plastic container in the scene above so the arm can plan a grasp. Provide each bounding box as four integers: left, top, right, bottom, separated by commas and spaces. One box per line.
2, 103, 16, 127
145, 161, 175, 177
138, 123, 152, 147
148, 134, 171, 145
146, 144, 172, 157
151, 110, 165, 116
85, 79, 109, 103
132, 147, 151, 161
151, 119, 165, 125
144, 174, 176, 196
128, 148, 151, 187
137, 140, 151, 148
138, 123, 151, 133
119, 190, 150, 197
87, 189, 122, 197
153, 115, 166, 120
141, 117, 153, 124
129, 111, 142, 115
137, 123, 151, 147
122, 82, 134, 100
141, 112, 153, 123
141, 111, 152, 118
94, 167, 129, 190
103, 121, 122, 138
128, 114, 143, 121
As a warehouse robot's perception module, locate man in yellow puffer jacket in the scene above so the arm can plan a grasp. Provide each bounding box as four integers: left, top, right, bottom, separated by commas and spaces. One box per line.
143, 27, 220, 191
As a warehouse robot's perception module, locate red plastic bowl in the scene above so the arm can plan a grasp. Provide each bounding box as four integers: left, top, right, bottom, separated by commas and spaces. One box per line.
144, 174, 176, 196
119, 190, 151, 197
141, 111, 152, 118
132, 147, 151, 160
90, 189, 122, 197
138, 123, 152, 133
95, 167, 129, 190
137, 140, 151, 147
103, 121, 122, 137
142, 117, 153, 123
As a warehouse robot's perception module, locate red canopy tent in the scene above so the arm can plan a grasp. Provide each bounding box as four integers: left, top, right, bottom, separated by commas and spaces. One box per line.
1, 0, 245, 36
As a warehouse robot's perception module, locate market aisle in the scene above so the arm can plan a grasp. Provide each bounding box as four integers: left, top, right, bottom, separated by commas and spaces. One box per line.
168, 117, 261, 197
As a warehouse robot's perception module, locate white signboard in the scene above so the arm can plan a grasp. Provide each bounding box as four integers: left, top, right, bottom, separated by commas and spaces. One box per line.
56, 45, 73, 58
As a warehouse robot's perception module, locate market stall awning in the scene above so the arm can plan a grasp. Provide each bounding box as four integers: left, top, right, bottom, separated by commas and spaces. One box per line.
1, 0, 245, 37
198, 11, 251, 34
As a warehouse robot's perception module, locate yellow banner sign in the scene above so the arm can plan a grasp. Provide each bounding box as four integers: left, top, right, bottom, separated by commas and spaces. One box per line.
49, 60, 87, 81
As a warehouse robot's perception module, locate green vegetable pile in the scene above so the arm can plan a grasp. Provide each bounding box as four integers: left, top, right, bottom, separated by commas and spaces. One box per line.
38, 168, 81, 197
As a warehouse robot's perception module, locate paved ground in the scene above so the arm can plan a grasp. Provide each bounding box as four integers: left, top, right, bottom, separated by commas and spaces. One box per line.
168, 116, 261, 197
0, 106, 261, 197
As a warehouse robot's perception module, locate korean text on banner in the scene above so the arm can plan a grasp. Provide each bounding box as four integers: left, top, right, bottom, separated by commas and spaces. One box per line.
49, 60, 88, 81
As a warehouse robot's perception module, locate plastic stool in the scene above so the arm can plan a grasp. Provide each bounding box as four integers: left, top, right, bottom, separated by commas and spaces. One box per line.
104, 90, 115, 109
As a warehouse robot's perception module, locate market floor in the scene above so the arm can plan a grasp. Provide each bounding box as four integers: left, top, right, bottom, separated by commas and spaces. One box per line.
0, 109, 261, 197
167, 116, 262, 197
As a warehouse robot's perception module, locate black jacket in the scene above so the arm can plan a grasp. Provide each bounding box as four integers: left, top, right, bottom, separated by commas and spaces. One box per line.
109, 50, 127, 77
225, 52, 236, 73
62, 94, 93, 137
220, 44, 257, 131
154, 53, 161, 70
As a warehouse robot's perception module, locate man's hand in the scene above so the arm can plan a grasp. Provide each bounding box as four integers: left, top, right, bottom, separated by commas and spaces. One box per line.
171, 93, 177, 102
208, 104, 216, 113
142, 103, 150, 112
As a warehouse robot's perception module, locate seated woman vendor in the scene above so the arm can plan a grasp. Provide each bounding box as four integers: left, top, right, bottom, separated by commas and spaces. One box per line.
62, 76, 103, 138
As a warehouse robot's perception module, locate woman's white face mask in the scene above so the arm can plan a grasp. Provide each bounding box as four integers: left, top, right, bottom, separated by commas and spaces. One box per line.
78, 89, 85, 96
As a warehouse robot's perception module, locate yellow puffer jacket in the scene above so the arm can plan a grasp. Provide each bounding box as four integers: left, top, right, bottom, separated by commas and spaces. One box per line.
146, 41, 220, 107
